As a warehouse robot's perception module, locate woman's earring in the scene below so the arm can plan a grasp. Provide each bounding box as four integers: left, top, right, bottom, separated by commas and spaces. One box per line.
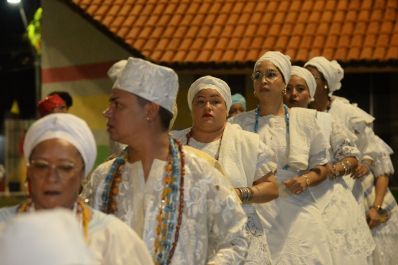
324, 85, 328, 90
146, 117, 150, 121
282, 87, 287, 95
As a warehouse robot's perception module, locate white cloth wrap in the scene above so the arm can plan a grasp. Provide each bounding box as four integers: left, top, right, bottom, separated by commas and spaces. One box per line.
23, 113, 97, 176
304, 56, 344, 95
254, 51, 291, 84
187, 75, 232, 111
291, 65, 317, 100
113, 57, 178, 113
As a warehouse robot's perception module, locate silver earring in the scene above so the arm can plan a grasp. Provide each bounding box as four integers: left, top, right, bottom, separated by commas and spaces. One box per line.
324, 85, 328, 90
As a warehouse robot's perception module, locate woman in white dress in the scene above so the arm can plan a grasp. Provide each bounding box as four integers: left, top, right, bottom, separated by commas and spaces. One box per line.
283, 65, 375, 264
0, 113, 154, 265
361, 134, 398, 265
230, 51, 333, 265
171, 75, 278, 264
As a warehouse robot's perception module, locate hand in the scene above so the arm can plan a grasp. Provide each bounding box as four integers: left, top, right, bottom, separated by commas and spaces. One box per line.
366, 208, 382, 229
351, 163, 370, 179
283, 176, 307, 195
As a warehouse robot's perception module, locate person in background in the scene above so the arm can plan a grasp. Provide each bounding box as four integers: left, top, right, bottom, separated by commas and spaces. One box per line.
0, 113, 153, 265
0, 209, 96, 265
230, 51, 333, 264
37, 94, 67, 117
83, 58, 248, 265
48, 91, 74, 111
284, 65, 375, 264
171, 75, 278, 264
228, 93, 247, 118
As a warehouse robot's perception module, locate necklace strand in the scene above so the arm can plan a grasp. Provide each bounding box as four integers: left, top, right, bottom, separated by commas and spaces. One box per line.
101, 137, 185, 265
17, 198, 91, 242
185, 128, 224, 161
254, 104, 290, 133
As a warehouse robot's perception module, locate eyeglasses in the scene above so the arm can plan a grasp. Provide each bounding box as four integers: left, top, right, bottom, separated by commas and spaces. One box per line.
252, 70, 280, 82
29, 160, 83, 179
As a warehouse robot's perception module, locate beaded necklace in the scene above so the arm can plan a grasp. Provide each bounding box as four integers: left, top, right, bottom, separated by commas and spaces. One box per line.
17, 198, 91, 242
101, 137, 185, 265
254, 104, 290, 170
185, 128, 224, 161
254, 104, 290, 134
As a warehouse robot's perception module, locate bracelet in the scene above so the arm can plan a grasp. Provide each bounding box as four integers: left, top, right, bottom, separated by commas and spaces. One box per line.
343, 160, 352, 174
340, 161, 348, 176
371, 204, 382, 211
303, 174, 311, 188
237, 187, 253, 203
330, 163, 338, 179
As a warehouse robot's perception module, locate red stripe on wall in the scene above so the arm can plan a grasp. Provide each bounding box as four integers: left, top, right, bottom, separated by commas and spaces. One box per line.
42, 61, 116, 84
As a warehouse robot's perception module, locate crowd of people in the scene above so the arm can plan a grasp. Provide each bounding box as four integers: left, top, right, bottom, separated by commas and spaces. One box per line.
0, 51, 396, 265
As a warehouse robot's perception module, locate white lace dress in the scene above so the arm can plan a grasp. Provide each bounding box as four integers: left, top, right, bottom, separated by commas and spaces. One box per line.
172, 123, 277, 265
84, 146, 249, 265
363, 137, 398, 265
317, 113, 375, 264
230, 108, 334, 265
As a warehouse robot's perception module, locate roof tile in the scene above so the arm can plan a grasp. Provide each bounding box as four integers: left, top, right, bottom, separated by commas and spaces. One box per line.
336, 0, 349, 10
337, 35, 350, 48
72, 0, 398, 64
275, 36, 289, 50
376, 34, 390, 47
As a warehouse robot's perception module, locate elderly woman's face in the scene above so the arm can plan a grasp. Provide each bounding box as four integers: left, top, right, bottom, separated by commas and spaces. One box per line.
253, 60, 285, 103
284, 75, 311, 108
191, 89, 228, 132
27, 139, 84, 210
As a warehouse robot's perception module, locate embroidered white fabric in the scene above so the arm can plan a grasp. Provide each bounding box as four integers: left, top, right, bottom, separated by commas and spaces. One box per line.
231, 110, 334, 264
84, 147, 249, 265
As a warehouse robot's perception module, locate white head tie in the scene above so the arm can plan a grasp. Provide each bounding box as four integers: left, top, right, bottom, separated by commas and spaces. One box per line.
23, 113, 97, 176
113, 57, 179, 113
0, 209, 95, 265
254, 51, 292, 84
187, 75, 232, 111
291, 66, 317, 100
304, 56, 344, 95
107, 59, 128, 81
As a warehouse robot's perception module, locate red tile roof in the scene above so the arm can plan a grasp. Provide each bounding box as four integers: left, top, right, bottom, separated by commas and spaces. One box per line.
69, 0, 398, 66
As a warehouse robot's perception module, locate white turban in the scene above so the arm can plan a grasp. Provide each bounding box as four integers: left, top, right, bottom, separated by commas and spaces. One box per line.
304, 56, 344, 95
113, 57, 179, 114
0, 209, 95, 265
254, 51, 292, 84
107, 59, 127, 81
291, 66, 317, 100
187, 75, 232, 111
23, 113, 97, 176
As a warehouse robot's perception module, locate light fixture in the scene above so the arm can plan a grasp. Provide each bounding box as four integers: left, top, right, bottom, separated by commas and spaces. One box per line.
7, 0, 21, 4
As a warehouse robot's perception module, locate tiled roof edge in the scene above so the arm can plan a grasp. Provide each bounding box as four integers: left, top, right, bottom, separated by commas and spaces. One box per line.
62, 0, 145, 60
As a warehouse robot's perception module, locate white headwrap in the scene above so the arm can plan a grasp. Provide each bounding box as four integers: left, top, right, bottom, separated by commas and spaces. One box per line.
254, 51, 292, 84
304, 56, 344, 95
23, 113, 97, 176
0, 209, 95, 265
187, 75, 232, 111
291, 66, 317, 100
107, 59, 128, 81
113, 57, 179, 113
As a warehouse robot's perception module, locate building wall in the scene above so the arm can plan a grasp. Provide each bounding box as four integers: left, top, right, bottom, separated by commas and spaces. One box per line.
41, 0, 130, 165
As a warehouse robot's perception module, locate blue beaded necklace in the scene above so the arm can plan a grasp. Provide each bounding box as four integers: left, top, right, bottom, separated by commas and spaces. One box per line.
254, 104, 290, 170
254, 104, 290, 134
